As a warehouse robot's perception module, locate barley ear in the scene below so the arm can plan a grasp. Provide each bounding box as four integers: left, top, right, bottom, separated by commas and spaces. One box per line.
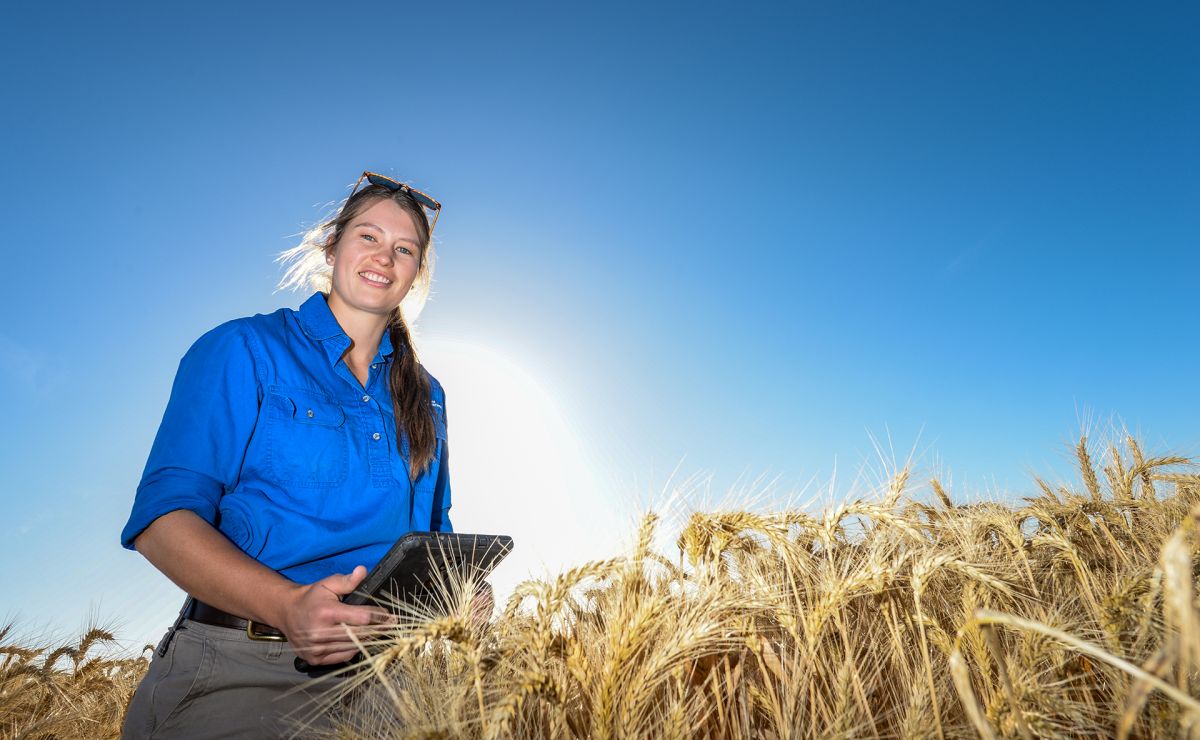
1078, 436, 1103, 501
948, 648, 997, 740
931, 478, 953, 509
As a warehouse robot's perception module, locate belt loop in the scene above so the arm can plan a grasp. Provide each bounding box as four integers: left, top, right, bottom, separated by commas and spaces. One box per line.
157, 596, 194, 657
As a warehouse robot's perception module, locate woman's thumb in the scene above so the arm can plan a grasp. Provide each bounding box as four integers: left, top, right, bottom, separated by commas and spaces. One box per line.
324, 565, 368, 595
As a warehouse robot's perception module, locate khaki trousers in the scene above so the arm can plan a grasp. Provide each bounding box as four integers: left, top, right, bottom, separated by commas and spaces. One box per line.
121, 619, 347, 739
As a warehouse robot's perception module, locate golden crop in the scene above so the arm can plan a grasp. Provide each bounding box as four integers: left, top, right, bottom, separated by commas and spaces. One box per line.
6, 433, 1198, 738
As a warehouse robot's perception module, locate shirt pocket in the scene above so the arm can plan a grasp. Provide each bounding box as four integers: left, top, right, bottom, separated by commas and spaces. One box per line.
266, 385, 349, 487
146, 625, 215, 737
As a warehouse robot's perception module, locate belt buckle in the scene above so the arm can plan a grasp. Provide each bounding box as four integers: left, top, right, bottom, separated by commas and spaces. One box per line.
246, 620, 286, 642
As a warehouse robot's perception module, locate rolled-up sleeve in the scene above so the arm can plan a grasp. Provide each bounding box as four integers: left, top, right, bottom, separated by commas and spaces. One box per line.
120, 320, 262, 550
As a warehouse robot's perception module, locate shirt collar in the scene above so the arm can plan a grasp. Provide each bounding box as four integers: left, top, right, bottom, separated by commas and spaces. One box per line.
298, 292, 398, 365
298, 292, 345, 341
377, 324, 394, 360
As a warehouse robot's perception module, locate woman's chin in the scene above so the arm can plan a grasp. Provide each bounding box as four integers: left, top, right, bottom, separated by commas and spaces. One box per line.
357, 298, 398, 315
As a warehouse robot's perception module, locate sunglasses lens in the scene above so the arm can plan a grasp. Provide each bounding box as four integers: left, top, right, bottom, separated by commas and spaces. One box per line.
366, 173, 401, 191
360, 172, 440, 222
410, 192, 439, 212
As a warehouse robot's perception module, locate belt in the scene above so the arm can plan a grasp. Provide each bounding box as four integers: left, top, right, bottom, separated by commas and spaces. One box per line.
184, 598, 287, 642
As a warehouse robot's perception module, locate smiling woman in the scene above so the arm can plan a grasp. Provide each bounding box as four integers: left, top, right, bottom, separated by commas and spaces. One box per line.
118, 170, 461, 739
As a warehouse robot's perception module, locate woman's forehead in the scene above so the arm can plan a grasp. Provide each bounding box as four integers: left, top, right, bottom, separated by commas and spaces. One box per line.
351, 198, 421, 238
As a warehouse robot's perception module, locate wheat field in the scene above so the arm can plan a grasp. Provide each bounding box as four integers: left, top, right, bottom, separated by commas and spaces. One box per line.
5, 433, 1199, 738
0, 624, 147, 738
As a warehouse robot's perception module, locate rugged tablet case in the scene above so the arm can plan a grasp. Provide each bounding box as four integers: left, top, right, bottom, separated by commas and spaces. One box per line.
296, 531, 513, 674
344, 531, 514, 607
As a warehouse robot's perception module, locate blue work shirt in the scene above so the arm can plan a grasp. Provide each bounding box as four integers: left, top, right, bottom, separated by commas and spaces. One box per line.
121, 291, 452, 585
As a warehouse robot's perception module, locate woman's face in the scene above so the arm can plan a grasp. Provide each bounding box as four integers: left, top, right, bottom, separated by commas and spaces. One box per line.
326, 198, 423, 320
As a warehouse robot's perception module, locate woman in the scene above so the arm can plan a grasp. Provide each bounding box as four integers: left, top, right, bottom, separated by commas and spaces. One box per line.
120, 171, 457, 738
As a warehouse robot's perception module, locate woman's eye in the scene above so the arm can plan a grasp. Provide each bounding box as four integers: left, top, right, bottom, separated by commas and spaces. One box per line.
395, 246, 412, 255
361, 234, 376, 242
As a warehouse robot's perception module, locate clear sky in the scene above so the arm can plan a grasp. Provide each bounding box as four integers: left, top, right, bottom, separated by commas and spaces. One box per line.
1, 2, 1197, 649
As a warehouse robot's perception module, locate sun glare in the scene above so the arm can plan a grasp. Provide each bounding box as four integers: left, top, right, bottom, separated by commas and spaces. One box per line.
419, 338, 622, 609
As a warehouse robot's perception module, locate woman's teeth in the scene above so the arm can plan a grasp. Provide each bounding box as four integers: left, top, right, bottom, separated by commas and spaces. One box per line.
360, 272, 392, 284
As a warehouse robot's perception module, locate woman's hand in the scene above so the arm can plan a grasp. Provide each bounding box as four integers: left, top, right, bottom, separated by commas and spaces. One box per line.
278, 566, 394, 665
134, 512, 481, 665
135, 512, 394, 667
470, 581, 494, 628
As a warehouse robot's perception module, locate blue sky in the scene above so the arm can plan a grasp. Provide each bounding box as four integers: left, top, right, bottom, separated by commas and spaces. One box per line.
1, 2, 1197, 648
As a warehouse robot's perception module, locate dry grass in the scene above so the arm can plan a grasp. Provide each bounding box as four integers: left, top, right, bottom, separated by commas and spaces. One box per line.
321, 434, 1200, 738
9, 432, 1199, 738
0, 624, 149, 738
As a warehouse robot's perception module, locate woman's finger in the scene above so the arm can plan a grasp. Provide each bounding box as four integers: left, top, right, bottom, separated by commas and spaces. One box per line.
315, 648, 361, 665
324, 603, 390, 627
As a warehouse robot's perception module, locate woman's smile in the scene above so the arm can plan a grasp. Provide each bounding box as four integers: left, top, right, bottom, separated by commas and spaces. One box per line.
358, 269, 393, 287
327, 198, 423, 316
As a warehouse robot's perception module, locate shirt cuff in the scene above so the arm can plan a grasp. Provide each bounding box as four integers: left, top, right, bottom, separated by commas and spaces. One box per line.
120, 467, 223, 550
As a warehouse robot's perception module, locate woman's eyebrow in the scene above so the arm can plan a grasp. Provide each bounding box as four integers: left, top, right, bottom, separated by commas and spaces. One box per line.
352, 221, 420, 245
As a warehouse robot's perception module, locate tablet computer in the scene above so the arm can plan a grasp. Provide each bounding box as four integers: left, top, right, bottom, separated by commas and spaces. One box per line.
344, 531, 514, 607
296, 531, 513, 674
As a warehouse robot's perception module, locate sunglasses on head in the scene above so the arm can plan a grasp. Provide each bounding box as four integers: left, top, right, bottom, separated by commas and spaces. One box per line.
349, 171, 442, 237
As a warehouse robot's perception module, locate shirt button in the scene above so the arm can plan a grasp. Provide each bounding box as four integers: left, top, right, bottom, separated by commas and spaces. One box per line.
306, 409, 314, 418
372, 432, 381, 441
362, 395, 370, 403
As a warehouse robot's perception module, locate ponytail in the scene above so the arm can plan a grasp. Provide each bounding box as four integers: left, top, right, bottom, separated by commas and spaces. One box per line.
387, 309, 435, 481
